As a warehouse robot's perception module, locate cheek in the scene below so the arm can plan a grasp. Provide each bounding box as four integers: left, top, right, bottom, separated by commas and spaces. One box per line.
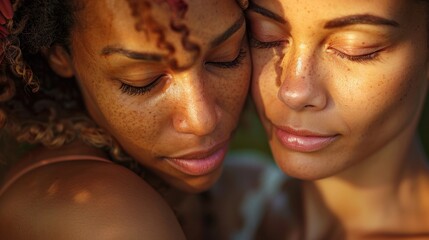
251, 50, 281, 120
70, 44, 167, 160
217, 59, 252, 117
76, 69, 164, 154
334, 49, 428, 142
105, 102, 161, 142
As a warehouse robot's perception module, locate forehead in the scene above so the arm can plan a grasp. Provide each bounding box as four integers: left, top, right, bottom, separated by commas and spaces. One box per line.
73, 0, 242, 52
251, 0, 423, 23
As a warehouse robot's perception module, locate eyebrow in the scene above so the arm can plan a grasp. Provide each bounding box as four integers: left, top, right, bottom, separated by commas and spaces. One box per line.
247, 2, 286, 24
210, 14, 246, 48
100, 16, 245, 61
100, 47, 164, 61
246, 2, 399, 30
324, 14, 400, 28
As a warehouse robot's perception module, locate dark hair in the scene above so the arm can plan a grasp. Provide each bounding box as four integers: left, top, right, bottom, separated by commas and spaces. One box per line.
0, 0, 248, 170
0, 0, 191, 171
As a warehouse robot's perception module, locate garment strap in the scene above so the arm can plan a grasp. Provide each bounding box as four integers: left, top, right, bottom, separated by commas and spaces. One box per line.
0, 155, 111, 196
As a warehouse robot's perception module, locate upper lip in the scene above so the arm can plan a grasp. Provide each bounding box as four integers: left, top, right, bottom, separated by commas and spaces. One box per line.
164, 138, 230, 160
276, 125, 337, 137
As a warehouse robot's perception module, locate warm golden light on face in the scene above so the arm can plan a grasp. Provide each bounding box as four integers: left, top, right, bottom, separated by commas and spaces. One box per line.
249, 0, 429, 179
73, 190, 91, 204
69, 0, 251, 192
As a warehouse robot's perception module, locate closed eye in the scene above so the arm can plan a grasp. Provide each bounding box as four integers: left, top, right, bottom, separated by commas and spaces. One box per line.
119, 74, 166, 96
328, 48, 383, 63
249, 37, 286, 49
206, 48, 247, 69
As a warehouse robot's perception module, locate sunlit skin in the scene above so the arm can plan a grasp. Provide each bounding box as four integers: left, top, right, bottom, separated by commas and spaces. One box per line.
58, 0, 250, 193
0, 1, 252, 239
249, 0, 429, 237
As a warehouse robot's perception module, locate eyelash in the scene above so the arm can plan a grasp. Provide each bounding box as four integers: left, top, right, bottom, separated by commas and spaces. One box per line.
118, 49, 247, 96
250, 35, 381, 64
119, 75, 164, 96
331, 49, 381, 63
249, 37, 285, 49
207, 48, 247, 68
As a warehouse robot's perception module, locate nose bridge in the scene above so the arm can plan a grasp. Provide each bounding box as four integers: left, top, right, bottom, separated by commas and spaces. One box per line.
278, 41, 327, 111
288, 43, 312, 78
173, 70, 218, 136
285, 43, 314, 86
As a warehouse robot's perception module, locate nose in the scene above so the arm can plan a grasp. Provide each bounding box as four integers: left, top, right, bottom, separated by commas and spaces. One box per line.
278, 47, 327, 111
172, 71, 219, 136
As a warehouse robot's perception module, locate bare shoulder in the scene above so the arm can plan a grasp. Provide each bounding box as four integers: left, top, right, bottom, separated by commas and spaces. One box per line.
0, 160, 185, 240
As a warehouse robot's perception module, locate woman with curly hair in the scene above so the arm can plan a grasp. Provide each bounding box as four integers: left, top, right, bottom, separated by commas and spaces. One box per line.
0, 0, 257, 239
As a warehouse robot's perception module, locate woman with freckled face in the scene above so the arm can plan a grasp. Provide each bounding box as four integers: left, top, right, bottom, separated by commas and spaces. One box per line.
247, 0, 429, 238
0, 0, 267, 239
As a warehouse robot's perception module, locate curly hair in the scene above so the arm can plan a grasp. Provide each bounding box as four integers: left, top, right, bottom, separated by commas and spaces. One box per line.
0, 0, 186, 171
0, 0, 248, 171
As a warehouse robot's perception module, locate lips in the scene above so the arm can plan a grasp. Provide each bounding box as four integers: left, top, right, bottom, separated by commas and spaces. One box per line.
275, 126, 338, 152
163, 140, 229, 176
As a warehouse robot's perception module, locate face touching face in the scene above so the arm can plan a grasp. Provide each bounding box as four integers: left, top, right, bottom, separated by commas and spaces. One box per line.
248, 0, 429, 180
66, 0, 250, 192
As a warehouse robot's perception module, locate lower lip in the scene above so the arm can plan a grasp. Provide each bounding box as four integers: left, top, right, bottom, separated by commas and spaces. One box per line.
275, 128, 338, 153
164, 145, 228, 176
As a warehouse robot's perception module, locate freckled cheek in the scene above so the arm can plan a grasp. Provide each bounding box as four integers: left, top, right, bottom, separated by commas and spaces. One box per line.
73, 61, 164, 153
251, 52, 281, 116
217, 64, 251, 119
334, 63, 426, 138
85, 81, 165, 151
251, 51, 279, 86
109, 108, 160, 141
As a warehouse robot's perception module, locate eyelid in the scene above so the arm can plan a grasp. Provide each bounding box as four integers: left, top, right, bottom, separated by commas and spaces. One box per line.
249, 21, 285, 42
327, 45, 386, 56
205, 32, 247, 68
206, 48, 247, 69
118, 74, 167, 96
116, 70, 166, 83
328, 30, 391, 49
247, 12, 286, 39
247, 15, 288, 50
209, 24, 246, 54
327, 44, 385, 63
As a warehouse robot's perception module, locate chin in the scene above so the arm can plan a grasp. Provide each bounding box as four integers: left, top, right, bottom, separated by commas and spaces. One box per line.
272, 147, 345, 181
276, 163, 333, 181
165, 168, 223, 194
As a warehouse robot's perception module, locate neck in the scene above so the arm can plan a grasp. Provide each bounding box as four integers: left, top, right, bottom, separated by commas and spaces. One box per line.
303, 136, 429, 234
